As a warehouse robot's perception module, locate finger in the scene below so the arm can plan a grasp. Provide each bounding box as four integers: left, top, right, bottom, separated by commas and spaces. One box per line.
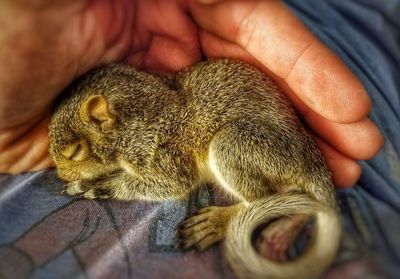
198, 29, 279, 79
279, 81, 384, 160
30, 156, 55, 172
0, 116, 51, 174
126, 0, 201, 74
306, 115, 383, 160
189, 0, 371, 123
198, 31, 384, 161
0, 116, 41, 150
315, 137, 362, 188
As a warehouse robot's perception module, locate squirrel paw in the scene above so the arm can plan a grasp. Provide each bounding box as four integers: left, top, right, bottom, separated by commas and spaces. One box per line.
62, 181, 112, 199
179, 204, 241, 251
63, 181, 85, 196
255, 215, 309, 262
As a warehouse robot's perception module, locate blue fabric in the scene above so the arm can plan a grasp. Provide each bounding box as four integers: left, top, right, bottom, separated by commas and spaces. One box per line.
1, 0, 399, 278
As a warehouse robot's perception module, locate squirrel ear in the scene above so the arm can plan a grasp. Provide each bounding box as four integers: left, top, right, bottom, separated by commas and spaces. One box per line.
80, 95, 116, 132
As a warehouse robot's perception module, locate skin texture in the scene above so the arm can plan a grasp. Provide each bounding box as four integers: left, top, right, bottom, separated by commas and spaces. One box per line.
48, 60, 341, 279
0, 0, 383, 187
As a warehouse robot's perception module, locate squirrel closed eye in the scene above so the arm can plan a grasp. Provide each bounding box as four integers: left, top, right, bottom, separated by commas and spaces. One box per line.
61, 141, 89, 162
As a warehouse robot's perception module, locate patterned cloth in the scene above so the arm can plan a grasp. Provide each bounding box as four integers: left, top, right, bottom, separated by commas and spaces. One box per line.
0, 0, 399, 278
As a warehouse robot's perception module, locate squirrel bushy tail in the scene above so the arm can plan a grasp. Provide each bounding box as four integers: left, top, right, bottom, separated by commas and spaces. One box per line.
225, 193, 341, 279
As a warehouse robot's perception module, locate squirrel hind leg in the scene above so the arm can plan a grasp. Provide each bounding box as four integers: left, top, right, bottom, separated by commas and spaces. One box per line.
179, 203, 243, 251
254, 214, 312, 262
206, 121, 283, 202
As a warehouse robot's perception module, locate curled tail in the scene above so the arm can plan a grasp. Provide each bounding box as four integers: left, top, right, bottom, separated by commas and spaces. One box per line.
225, 193, 341, 279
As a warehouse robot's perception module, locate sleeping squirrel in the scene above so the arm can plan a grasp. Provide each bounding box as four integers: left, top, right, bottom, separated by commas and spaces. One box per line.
49, 58, 341, 279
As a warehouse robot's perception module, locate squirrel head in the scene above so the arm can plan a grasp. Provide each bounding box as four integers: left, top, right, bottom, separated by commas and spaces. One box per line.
49, 92, 121, 182
49, 64, 176, 182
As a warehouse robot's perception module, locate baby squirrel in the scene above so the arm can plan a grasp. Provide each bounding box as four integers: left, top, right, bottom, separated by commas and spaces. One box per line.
49, 59, 341, 279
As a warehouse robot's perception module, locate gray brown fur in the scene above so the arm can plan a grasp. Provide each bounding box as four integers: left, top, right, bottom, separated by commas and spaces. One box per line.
49, 59, 341, 279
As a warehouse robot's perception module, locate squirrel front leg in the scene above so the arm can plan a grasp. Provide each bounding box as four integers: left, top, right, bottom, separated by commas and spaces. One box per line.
64, 171, 192, 202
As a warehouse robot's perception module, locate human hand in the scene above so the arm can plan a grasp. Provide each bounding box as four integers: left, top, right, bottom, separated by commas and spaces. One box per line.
188, 0, 383, 188
0, 0, 383, 189
0, 0, 201, 173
